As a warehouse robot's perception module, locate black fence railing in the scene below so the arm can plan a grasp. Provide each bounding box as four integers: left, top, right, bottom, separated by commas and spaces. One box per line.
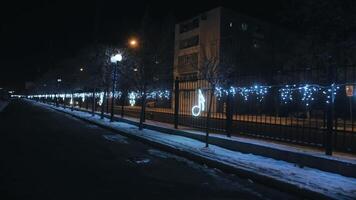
31, 66, 356, 154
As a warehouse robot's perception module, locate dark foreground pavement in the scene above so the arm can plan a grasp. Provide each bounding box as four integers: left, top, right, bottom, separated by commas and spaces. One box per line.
0, 100, 300, 200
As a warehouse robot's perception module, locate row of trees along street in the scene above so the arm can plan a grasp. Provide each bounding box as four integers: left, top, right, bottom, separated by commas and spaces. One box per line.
32, 10, 175, 130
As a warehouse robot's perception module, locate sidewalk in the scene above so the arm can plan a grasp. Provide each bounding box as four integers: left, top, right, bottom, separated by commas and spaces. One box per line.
31, 100, 356, 200
62, 103, 356, 178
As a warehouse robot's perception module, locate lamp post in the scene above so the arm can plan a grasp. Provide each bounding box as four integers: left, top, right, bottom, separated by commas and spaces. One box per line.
56, 78, 62, 107
110, 53, 122, 122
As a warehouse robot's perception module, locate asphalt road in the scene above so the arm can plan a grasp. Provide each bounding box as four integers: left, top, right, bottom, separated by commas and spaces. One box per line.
0, 100, 300, 200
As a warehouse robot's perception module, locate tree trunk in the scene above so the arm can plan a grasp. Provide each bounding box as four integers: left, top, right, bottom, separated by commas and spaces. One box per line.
101, 90, 106, 119
55, 93, 58, 107
206, 88, 214, 147
106, 86, 109, 114
139, 85, 147, 130
121, 90, 126, 118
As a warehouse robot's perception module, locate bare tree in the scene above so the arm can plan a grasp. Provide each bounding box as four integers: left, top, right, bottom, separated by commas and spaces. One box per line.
118, 8, 174, 130
199, 42, 234, 147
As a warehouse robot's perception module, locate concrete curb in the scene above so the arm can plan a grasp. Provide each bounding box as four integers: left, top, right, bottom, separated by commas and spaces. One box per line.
44, 103, 332, 200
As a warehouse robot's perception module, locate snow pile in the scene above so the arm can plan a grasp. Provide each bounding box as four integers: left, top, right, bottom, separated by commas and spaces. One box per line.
32, 100, 356, 199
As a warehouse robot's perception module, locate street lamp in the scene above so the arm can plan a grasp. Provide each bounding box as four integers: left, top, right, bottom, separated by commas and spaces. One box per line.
110, 53, 122, 122
56, 78, 62, 107
110, 54, 122, 63
129, 38, 138, 48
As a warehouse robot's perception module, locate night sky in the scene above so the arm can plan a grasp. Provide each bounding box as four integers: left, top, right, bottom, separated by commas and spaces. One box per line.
0, 0, 285, 90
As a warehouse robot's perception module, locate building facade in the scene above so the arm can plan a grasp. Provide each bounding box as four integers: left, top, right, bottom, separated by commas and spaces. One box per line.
173, 7, 292, 84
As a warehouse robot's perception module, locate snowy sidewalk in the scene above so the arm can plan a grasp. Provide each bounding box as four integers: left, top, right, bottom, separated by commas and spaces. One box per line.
33, 101, 356, 199
0, 100, 9, 112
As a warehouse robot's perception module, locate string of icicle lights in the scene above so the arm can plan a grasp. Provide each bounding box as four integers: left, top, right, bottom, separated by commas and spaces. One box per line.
27, 90, 171, 106
26, 83, 344, 107
215, 83, 341, 106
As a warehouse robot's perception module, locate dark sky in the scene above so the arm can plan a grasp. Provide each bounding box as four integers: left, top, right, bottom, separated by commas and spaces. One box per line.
0, 0, 285, 90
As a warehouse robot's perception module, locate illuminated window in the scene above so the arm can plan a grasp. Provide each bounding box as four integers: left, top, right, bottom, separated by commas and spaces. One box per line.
241, 23, 248, 31
179, 35, 199, 49
178, 53, 198, 67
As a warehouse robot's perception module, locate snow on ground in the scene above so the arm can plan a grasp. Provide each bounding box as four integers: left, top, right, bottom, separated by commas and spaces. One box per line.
102, 134, 129, 144
31, 100, 356, 199
186, 130, 356, 163
0, 100, 9, 112
128, 113, 356, 163
147, 148, 264, 197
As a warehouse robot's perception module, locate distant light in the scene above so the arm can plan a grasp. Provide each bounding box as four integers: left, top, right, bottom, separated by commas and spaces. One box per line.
111, 54, 122, 63
133, 68, 138, 72
57, 78, 62, 82
80, 67, 84, 71
229, 22, 233, 27
129, 39, 138, 47
8, 90, 15, 94
0, 87, 2, 90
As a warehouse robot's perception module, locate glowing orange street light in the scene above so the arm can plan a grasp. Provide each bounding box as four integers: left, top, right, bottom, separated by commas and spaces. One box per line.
129, 38, 138, 48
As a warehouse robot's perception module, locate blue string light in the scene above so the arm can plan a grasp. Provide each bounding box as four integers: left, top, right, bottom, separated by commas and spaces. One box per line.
27, 83, 343, 106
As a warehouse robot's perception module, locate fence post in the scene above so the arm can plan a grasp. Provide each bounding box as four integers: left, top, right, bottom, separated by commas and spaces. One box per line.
55, 93, 58, 107
92, 88, 96, 116
325, 64, 336, 155
226, 92, 233, 137
63, 93, 66, 109
174, 77, 179, 129
101, 90, 106, 119
71, 91, 74, 111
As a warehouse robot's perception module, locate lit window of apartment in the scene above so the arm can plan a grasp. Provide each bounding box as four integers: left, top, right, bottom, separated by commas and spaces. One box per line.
178, 53, 199, 67
179, 18, 199, 33
179, 35, 199, 49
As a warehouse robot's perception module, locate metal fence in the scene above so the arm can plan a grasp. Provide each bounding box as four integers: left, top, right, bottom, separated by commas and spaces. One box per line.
36, 66, 356, 154
171, 67, 356, 154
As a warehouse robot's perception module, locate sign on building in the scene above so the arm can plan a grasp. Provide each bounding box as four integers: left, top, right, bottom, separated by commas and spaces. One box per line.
346, 85, 354, 97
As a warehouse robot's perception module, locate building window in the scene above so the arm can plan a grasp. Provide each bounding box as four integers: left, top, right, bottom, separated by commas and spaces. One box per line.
178, 53, 198, 67
252, 40, 260, 48
179, 19, 199, 33
179, 35, 199, 49
253, 25, 264, 39
241, 23, 248, 31
178, 53, 199, 74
